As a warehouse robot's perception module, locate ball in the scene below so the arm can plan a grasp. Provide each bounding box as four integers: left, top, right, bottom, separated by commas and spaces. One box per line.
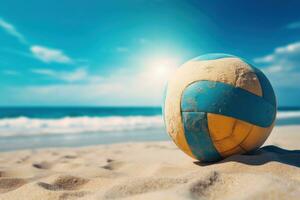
163, 53, 277, 162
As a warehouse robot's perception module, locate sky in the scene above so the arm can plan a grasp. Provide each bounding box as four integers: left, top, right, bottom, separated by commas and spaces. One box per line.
0, 0, 300, 106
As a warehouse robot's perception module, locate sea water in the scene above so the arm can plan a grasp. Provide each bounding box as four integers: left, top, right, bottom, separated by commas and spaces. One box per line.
0, 106, 299, 151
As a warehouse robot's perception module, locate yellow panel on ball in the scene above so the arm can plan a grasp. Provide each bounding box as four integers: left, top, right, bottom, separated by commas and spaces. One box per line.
221, 145, 246, 158
207, 114, 252, 154
207, 113, 236, 141
240, 122, 275, 151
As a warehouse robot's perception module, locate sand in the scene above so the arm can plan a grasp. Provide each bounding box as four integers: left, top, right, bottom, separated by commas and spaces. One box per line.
0, 126, 299, 200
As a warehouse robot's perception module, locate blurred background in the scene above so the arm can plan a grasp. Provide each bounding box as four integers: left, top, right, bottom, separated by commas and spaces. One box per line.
0, 0, 299, 151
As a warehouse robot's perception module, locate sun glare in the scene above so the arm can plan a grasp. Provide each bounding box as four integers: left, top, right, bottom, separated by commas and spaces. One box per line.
150, 57, 178, 80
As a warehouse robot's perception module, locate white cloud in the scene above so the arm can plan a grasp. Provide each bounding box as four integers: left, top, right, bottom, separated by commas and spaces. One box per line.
0, 18, 27, 44
275, 42, 300, 54
31, 68, 56, 76
6, 73, 164, 106
32, 67, 90, 82
2, 70, 19, 76
286, 21, 300, 29
263, 65, 283, 73
254, 55, 274, 63
116, 46, 129, 53
20, 59, 176, 105
137, 38, 149, 44
30, 45, 72, 64
254, 41, 300, 72
254, 41, 300, 87
2, 52, 180, 105
0, 18, 75, 64
1, 82, 125, 106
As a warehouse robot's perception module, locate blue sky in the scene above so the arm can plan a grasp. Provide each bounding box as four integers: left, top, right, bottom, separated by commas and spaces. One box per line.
0, 0, 300, 106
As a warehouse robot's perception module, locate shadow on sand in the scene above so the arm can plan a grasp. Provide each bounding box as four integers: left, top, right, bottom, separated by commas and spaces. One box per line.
195, 145, 300, 168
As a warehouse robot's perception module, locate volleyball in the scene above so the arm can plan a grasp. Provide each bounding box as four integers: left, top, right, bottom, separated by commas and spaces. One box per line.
163, 53, 277, 162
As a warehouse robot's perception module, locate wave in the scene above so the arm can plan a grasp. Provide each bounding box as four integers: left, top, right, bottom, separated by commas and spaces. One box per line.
276, 111, 300, 119
0, 116, 164, 137
0, 110, 299, 137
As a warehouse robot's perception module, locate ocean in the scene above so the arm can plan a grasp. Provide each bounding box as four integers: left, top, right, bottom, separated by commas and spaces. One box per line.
0, 106, 299, 151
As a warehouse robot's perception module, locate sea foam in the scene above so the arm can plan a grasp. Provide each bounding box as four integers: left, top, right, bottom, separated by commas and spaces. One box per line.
276, 111, 300, 119
0, 111, 299, 137
0, 116, 164, 136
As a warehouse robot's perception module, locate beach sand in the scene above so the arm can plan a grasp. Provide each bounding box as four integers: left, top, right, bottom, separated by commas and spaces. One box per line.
0, 126, 299, 200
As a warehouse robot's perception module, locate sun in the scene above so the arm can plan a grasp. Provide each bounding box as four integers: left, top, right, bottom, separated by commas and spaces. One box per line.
150, 57, 178, 80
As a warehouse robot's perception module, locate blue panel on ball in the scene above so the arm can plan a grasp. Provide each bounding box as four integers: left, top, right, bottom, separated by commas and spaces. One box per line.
182, 112, 221, 162
181, 81, 276, 127
192, 53, 235, 61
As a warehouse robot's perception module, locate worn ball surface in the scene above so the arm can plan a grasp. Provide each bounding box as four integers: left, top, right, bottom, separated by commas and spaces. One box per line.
163, 53, 277, 162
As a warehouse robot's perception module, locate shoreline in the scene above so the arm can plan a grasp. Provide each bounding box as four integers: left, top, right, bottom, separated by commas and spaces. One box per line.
0, 124, 299, 152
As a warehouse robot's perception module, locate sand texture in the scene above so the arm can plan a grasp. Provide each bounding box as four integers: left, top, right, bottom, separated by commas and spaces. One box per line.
0, 125, 299, 200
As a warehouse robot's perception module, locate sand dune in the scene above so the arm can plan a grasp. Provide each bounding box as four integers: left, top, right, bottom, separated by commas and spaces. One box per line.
0, 126, 299, 200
